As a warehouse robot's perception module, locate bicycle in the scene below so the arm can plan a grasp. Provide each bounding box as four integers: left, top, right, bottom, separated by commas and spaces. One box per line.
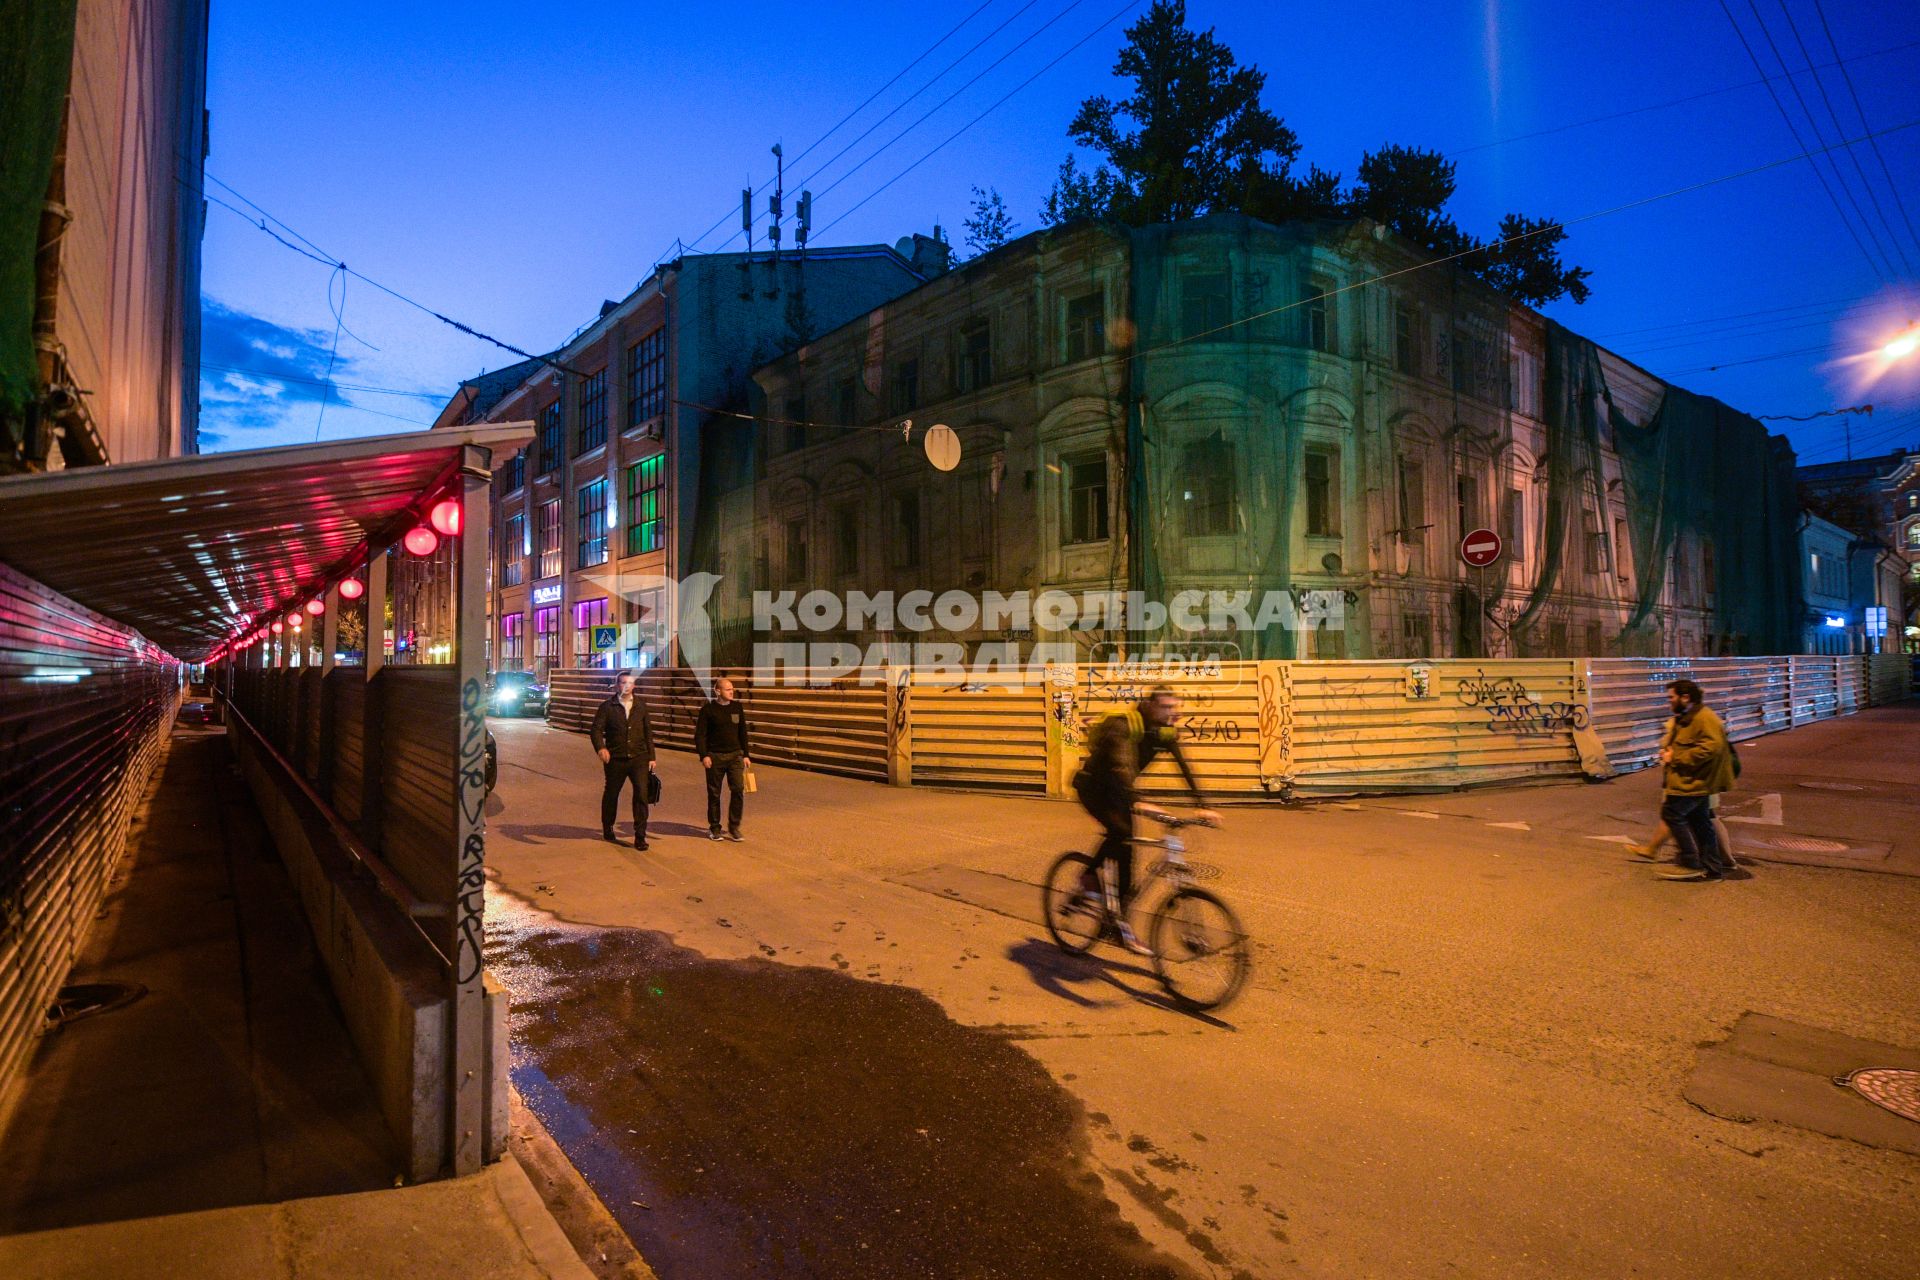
1040, 812, 1251, 1012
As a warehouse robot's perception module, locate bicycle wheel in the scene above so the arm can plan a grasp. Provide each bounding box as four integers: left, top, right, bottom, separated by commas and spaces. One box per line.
1149, 888, 1250, 1011
1042, 852, 1104, 954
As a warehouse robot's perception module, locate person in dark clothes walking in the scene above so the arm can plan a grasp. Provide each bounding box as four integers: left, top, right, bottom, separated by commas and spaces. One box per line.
590, 670, 656, 849
696, 676, 751, 842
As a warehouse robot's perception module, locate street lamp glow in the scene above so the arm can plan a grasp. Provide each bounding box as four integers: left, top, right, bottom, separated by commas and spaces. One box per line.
1884, 330, 1920, 360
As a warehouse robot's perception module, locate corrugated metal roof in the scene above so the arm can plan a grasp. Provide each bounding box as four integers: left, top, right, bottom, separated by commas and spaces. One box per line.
0, 425, 530, 660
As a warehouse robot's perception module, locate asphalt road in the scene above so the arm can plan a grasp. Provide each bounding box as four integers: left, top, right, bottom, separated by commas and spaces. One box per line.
482, 705, 1920, 1279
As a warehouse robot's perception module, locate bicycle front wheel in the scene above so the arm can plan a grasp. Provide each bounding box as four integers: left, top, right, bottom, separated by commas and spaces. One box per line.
1150, 888, 1250, 1011
1041, 852, 1104, 954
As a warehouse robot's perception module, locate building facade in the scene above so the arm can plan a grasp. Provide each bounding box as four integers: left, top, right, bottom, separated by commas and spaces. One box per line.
1, 0, 209, 472
1799, 446, 1920, 651
727, 215, 1802, 664
1797, 512, 1904, 654
438, 239, 945, 679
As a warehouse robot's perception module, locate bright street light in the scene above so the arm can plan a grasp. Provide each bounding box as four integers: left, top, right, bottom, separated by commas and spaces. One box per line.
1884, 329, 1919, 361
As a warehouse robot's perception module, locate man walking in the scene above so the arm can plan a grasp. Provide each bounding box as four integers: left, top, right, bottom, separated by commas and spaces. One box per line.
696, 676, 751, 842
1652, 678, 1737, 882
591, 671, 656, 850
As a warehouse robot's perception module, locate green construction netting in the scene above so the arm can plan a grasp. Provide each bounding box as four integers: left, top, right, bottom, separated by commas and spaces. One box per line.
0, 0, 78, 428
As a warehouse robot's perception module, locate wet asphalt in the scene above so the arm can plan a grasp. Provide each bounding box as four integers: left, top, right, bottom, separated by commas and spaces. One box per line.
488, 894, 1200, 1280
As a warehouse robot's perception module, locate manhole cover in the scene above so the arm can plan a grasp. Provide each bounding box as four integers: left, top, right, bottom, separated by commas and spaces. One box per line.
1763, 835, 1851, 854
1841, 1069, 1920, 1124
1798, 781, 1866, 792
47, 981, 146, 1025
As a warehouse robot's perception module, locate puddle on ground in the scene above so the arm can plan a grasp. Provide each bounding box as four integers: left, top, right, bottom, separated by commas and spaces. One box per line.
486, 889, 1198, 1280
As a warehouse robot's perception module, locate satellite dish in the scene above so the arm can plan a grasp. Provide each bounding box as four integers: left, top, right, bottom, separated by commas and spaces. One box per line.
923, 423, 961, 472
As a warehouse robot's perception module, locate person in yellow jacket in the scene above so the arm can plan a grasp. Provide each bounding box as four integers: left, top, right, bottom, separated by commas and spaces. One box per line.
1652, 678, 1738, 881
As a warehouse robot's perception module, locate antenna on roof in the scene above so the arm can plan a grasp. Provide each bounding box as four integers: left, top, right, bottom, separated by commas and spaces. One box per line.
768, 143, 784, 260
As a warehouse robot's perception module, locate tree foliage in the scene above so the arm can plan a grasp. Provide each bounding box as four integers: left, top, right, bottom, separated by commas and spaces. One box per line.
962, 186, 1020, 258
1042, 0, 1591, 307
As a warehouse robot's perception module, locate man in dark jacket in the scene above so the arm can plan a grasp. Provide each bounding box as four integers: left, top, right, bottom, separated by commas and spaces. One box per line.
1071, 687, 1216, 953
590, 671, 656, 849
696, 677, 751, 842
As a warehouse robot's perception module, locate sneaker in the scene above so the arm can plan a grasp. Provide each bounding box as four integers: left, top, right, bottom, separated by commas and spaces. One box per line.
726, 830, 744, 842
708, 830, 723, 842
1113, 921, 1154, 956
634, 837, 649, 851
1655, 864, 1709, 881
1627, 843, 1663, 861
602, 830, 620, 844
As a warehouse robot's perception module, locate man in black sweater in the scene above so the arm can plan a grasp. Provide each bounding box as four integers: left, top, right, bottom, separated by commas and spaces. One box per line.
590, 670, 656, 849
695, 676, 751, 842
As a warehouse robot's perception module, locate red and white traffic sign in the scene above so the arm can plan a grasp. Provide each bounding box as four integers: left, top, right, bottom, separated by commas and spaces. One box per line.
1460, 528, 1503, 568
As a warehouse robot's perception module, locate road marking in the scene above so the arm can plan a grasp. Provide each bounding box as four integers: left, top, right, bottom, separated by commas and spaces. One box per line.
1723, 793, 1783, 826
1589, 835, 1641, 846
1485, 821, 1531, 831
1397, 810, 1442, 819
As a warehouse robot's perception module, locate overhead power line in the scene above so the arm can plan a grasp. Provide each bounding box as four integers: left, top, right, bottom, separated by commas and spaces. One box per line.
1809, 0, 1920, 267
1717, 0, 1898, 284
202, 363, 449, 400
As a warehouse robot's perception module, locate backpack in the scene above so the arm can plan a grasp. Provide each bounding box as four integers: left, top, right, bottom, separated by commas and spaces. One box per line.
1729, 741, 1741, 780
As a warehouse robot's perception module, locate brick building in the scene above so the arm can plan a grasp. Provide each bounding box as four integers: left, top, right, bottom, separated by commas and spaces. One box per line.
436, 238, 945, 678
1799, 445, 1920, 650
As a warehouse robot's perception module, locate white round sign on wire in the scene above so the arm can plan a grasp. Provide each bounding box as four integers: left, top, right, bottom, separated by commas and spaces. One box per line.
1460, 528, 1503, 568
923, 423, 961, 472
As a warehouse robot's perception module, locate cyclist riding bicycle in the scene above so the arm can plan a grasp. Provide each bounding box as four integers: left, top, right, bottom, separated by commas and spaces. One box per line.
1072, 686, 1219, 953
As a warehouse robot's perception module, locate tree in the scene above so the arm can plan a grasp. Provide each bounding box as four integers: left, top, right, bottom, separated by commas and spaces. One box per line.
962, 186, 1019, 258
1044, 3, 1591, 306
1047, 0, 1296, 225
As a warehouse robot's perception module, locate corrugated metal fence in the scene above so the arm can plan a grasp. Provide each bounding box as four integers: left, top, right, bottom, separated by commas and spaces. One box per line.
541, 654, 1912, 800
0, 562, 181, 1092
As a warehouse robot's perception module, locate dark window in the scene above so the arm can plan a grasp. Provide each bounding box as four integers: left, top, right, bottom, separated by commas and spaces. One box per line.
1456, 476, 1478, 539
1582, 511, 1607, 575
1305, 447, 1339, 536
532, 605, 560, 674
888, 360, 919, 414
1614, 518, 1630, 580
1501, 489, 1524, 563
1398, 457, 1426, 543
577, 479, 608, 568
1702, 538, 1716, 595
784, 395, 808, 452
1182, 271, 1231, 339
1394, 305, 1418, 375
1303, 279, 1332, 353
1584, 620, 1606, 657
626, 454, 665, 556
502, 447, 527, 494
835, 377, 858, 425
784, 517, 808, 583
626, 327, 666, 427
1402, 613, 1432, 658
1065, 455, 1109, 545
536, 500, 562, 579
893, 491, 921, 569
957, 321, 992, 392
1183, 437, 1236, 537
576, 369, 607, 454
502, 512, 525, 587
538, 401, 562, 474
1064, 290, 1104, 362
834, 505, 860, 577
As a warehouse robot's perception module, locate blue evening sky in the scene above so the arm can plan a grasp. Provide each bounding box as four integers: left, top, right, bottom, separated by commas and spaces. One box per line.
199, 0, 1920, 463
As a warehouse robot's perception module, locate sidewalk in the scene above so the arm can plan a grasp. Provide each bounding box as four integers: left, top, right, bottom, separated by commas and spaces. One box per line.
0, 713, 595, 1279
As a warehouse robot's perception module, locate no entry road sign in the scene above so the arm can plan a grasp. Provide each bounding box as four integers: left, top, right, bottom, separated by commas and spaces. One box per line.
1460, 528, 1503, 568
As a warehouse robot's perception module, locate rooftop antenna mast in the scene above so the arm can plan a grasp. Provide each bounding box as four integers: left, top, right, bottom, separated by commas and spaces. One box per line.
768, 143, 785, 261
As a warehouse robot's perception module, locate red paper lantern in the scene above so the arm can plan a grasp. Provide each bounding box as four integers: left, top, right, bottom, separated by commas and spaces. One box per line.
271, 622, 284, 635
403, 525, 439, 556
306, 599, 325, 616
429, 498, 463, 537
338, 576, 365, 600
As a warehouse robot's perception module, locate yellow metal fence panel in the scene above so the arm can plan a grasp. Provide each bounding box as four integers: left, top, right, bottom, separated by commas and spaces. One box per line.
908, 676, 1048, 793
1072, 661, 1268, 797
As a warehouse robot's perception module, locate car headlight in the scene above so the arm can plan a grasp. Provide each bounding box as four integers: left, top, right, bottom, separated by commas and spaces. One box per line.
496, 688, 520, 703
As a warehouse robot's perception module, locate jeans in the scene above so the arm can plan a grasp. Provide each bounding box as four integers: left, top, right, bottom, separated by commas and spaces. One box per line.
1075, 777, 1135, 905
705, 751, 747, 834
601, 757, 650, 836
1662, 794, 1732, 876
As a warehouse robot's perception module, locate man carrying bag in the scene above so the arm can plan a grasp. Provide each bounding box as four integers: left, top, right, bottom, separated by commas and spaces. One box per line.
591, 671, 657, 850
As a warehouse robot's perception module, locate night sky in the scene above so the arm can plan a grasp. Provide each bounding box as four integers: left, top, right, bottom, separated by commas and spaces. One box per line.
198, 0, 1920, 463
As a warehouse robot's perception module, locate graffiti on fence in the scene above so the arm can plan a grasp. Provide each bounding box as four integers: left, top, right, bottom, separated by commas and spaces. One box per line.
1181, 716, 1243, 744
455, 676, 488, 985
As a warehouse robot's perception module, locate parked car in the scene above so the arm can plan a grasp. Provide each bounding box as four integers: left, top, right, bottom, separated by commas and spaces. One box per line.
487, 670, 547, 718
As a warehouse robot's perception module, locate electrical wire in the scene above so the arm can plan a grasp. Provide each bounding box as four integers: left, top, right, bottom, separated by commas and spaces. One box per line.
1809, 0, 1920, 266
814, 0, 1142, 239
1718, 0, 1897, 284
1444, 36, 1920, 158
680, 0, 1003, 253
1771, 0, 1915, 277
202, 364, 448, 400
313, 266, 346, 440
